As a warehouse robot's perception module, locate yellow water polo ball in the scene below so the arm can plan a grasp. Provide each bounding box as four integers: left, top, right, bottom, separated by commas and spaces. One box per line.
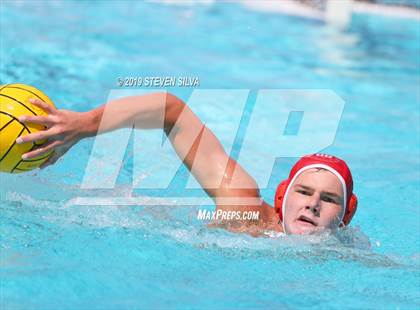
0, 83, 56, 173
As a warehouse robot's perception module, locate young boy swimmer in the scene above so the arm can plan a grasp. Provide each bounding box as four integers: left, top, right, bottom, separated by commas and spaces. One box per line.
17, 93, 357, 236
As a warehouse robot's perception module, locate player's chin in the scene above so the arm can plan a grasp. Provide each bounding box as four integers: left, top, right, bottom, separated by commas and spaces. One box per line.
288, 222, 322, 235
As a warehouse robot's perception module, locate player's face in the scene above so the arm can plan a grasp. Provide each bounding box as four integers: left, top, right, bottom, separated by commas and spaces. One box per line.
283, 169, 344, 235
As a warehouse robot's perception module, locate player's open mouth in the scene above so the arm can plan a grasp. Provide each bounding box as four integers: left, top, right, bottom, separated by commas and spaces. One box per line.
296, 215, 317, 226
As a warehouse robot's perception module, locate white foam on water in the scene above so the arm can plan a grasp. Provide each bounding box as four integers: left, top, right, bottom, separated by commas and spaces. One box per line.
2, 190, 413, 269
158, 222, 407, 268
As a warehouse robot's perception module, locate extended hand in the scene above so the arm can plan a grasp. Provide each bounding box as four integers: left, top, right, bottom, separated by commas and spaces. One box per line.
16, 98, 89, 169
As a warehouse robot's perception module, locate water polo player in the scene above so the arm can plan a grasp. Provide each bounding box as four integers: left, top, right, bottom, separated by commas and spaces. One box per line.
16, 93, 357, 235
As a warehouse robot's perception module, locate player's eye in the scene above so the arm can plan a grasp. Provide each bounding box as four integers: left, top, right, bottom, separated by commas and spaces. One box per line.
322, 196, 338, 204
297, 190, 310, 196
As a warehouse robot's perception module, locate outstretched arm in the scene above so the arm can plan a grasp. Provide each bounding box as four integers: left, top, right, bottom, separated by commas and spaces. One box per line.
19, 93, 276, 225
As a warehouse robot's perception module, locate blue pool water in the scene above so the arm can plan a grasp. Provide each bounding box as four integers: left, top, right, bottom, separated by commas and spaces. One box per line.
1, 1, 419, 309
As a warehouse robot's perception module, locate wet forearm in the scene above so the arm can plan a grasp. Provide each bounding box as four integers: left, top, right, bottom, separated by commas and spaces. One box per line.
82, 92, 185, 138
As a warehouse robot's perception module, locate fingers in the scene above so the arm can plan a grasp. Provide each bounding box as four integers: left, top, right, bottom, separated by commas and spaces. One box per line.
29, 98, 56, 115
16, 127, 58, 144
22, 140, 62, 159
18, 114, 54, 126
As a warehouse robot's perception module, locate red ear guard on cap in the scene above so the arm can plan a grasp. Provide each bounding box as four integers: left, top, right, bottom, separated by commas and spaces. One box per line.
274, 180, 358, 226
274, 180, 288, 223
274, 154, 358, 227
343, 194, 357, 226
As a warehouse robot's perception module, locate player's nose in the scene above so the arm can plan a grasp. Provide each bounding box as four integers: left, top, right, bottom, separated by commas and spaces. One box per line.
305, 194, 321, 215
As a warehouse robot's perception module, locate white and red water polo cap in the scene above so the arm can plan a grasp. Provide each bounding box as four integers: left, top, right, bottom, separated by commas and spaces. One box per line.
274, 154, 357, 226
